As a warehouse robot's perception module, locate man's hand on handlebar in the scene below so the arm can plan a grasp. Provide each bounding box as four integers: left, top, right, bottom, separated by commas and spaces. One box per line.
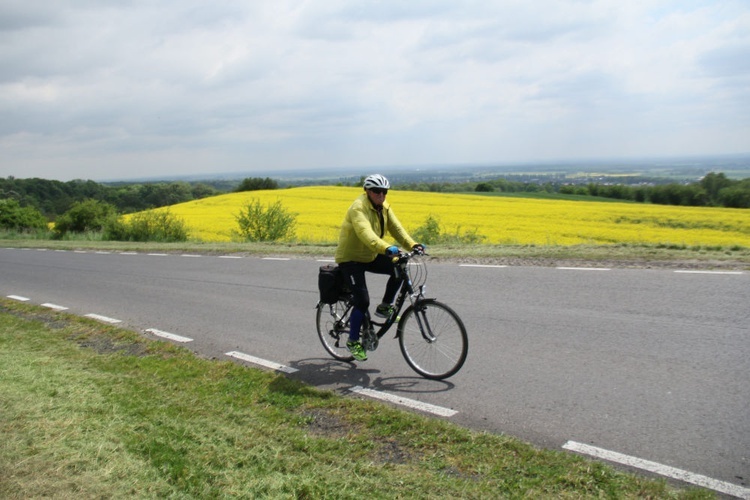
387, 244, 426, 260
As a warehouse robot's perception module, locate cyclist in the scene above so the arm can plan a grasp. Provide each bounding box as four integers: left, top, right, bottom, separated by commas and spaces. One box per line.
335, 174, 424, 361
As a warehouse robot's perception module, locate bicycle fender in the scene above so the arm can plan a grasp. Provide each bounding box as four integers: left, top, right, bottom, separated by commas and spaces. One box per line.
395, 298, 438, 338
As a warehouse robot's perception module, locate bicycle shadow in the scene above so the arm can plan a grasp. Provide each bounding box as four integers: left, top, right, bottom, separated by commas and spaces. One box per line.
288, 357, 455, 395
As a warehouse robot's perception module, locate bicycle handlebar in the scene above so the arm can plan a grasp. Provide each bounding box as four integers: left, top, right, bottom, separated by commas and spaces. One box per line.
391, 247, 428, 264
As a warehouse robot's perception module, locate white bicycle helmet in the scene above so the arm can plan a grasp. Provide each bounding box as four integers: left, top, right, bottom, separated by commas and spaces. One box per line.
363, 174, 391, 190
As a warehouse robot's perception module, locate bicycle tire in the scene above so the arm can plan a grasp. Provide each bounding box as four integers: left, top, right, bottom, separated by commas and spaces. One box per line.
397, 299, 468, 380
316, 299, 355, 361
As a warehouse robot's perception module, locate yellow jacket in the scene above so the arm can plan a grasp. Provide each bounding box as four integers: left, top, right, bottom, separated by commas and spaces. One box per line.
335, 193, 416, 263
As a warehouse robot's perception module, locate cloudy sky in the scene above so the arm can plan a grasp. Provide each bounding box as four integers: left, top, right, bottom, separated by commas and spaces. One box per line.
1, 1, 748, 181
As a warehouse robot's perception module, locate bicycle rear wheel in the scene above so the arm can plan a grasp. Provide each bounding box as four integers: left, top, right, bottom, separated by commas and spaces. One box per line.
316, 300, 355, 361
398, 299, 468, 380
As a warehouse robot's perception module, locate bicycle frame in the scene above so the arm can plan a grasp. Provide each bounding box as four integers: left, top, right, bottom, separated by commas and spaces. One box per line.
362, 250, 429, 341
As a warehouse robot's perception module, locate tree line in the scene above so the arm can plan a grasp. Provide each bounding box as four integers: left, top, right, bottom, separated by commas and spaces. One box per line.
0, 176, 280, 239
402, 172, 750, 208
0, 177, 220, 218
0, 176, 280, 219
561, 172, 750, 208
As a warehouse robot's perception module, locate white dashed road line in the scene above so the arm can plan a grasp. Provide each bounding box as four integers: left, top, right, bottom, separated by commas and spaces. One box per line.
459, 264, 508, 268
42, 303, 69, 311
225, 351, 299, 374
145, 328, 193, 343
263, 257, 291, 261
563, 441, 750, 499
84, 313, 122, 324
674, 270, 744, 275
7, 295, 30, 301
349, 386, 458, 418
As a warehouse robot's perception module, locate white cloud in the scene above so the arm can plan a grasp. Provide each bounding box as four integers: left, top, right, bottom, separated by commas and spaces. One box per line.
0, 0, 748, 180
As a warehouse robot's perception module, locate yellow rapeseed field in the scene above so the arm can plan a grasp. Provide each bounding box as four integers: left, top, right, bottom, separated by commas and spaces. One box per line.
153, 186, 750, 248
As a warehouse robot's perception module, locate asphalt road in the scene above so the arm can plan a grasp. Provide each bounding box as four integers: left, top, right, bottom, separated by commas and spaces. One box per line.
1, 247, 748, 495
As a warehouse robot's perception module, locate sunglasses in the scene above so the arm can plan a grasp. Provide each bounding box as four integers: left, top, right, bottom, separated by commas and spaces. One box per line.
369, 188, 388, 195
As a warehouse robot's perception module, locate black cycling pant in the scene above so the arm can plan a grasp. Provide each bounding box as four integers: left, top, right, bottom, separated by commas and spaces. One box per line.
338, 255, 401, 312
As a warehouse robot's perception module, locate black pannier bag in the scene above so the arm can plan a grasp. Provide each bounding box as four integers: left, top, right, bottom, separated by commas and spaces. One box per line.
318, 264, 342, 304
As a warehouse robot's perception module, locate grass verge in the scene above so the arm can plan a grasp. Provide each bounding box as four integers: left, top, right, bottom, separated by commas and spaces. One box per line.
0, 299, 712, 498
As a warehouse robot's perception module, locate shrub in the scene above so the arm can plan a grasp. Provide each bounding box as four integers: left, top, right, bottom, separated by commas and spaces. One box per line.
412, 214, 442, 244
0, 199, 48, 231
53, 199, 117, 238
104, 210, 188, 242
234, 199, 297, 242
412, 214, 485, 245
235, 177, 278, 192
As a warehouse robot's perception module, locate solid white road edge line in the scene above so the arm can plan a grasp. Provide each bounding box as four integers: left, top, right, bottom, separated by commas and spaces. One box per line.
7, 295, 30, 301
349, 386, 458, 418
84, 314, 122, 324
562, 441, 750, 499
42, 303, 69, 311
225, 351, 299, 374
145, 328, 193, 343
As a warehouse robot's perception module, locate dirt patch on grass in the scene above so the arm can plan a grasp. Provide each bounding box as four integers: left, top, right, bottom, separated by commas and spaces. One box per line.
0, 304, 69, 329
375, 438, 413, 465
0, 303, 148, 357
74, 335, 148, 357
301, 408, 414, 465
302, 408, 356, 439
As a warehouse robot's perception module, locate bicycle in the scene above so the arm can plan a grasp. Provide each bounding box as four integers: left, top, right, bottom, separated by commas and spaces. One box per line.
315, 249, 468, 380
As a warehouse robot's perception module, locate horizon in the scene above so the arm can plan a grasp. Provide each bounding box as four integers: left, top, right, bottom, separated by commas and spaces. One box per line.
99, 152, 750, 184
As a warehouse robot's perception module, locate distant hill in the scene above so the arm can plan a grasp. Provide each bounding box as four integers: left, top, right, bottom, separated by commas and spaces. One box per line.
101, 153, 750, 184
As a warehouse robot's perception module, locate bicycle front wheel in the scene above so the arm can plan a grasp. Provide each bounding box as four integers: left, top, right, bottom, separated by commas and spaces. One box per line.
316, 300, 355, 362
398, 300, 468, 380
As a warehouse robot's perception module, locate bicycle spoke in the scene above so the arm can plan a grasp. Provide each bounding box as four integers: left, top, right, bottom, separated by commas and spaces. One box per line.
316, 300, 355, 362
398, 301, 468, 380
